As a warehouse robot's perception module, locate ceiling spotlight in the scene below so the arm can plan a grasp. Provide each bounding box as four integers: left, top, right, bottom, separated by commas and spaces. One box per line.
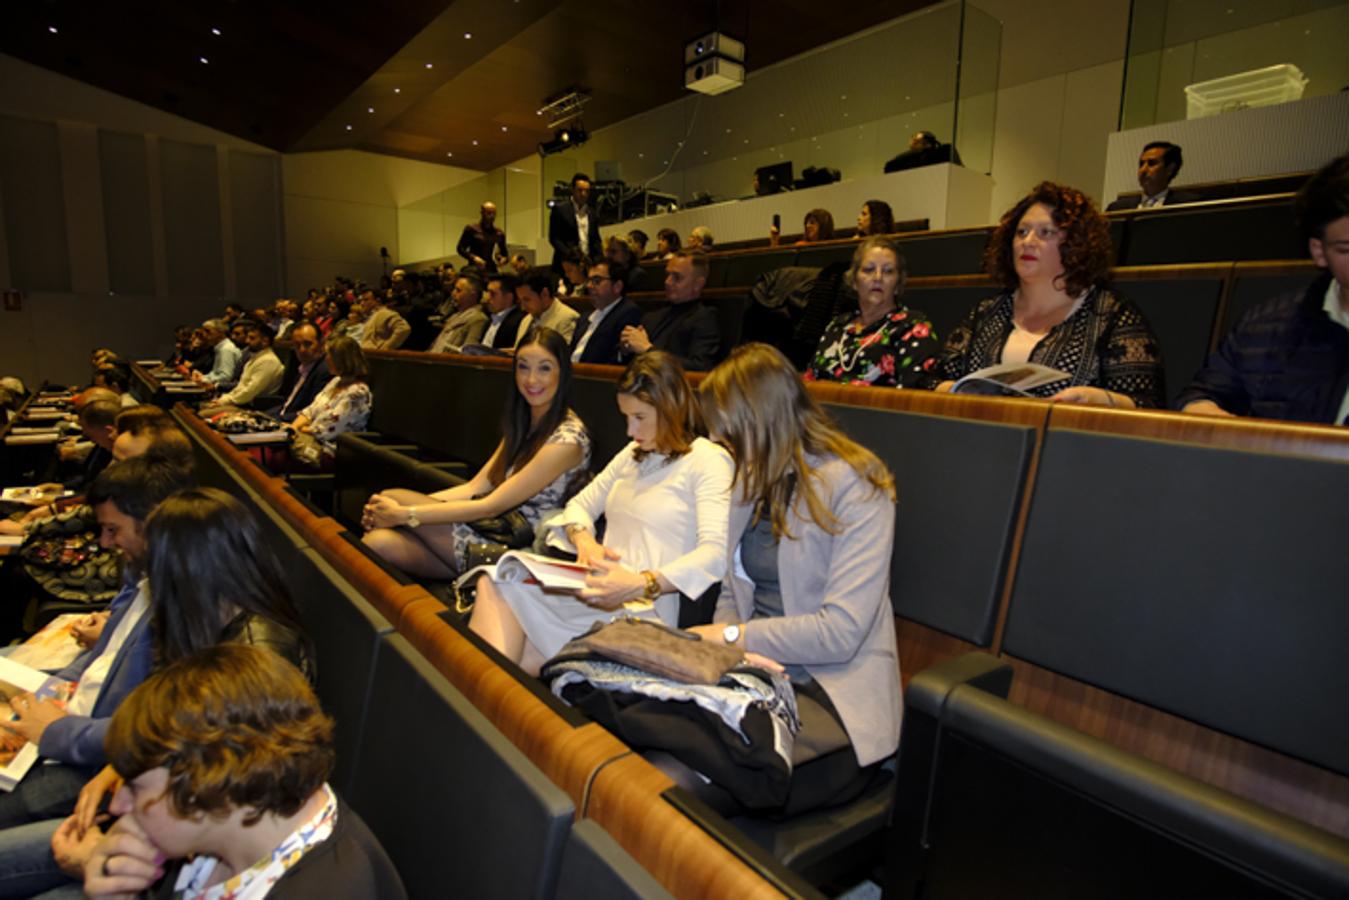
211, 27, 221, 36
538, 123, 589, 156
472, 139, 479, 146
367, 107, 374, 113
199, 56, 209, 64
425, 63, 433, 69
48, 25, 58, 34
446, 152, 453, 157
394, 88, 401, 94
500, 126, 507, 132
463, 32, 472, 39
345, 125, 353, 131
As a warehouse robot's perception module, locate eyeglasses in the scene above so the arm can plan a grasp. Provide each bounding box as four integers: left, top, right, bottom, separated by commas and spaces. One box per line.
587, 275, 612, 285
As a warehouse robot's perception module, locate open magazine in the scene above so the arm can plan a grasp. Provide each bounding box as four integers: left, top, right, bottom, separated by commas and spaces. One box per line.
2, 486, 75, 507
951, 362, 1070, 398
455, 550, 654, 611
7, 613, 86, 670
0, 657, 77, 791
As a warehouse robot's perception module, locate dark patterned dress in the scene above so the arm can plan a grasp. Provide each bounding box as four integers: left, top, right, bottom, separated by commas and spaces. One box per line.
938, 287, 1166, 407
804, 306, 940, 388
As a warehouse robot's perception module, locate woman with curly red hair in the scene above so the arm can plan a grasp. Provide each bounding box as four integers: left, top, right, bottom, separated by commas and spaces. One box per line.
937, 182, 1165, 407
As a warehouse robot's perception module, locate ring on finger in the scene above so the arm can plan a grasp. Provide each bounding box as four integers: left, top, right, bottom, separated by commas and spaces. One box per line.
102, 854, 113, 877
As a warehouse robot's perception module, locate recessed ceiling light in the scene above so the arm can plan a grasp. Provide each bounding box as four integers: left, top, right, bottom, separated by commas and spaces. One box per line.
425, 63, 433, 69
199, 56, 209, 64
446, 152, 453, 157
367, 107, 374, 113
48, 25, 58, 34
463, 32, 472, 39
345, 125, 353, 131
472, 140, 479, 146
211, 27, 221, 36
394, 88, 401, 94
501, 126, 507, 132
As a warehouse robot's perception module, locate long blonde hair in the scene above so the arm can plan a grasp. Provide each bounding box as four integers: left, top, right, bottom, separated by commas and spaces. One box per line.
699, 343, 894, 537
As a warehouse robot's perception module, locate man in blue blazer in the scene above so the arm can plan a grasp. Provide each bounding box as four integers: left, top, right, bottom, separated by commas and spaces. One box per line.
570, 259, 645, 365
0, 456, 194, 826
269, 322, 331, 422
548, 173, 602, 274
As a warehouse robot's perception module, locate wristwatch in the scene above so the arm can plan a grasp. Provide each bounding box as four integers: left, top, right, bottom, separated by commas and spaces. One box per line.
405, 507, 421, 529
640, 570, 661, 601
722, 624, 741, 646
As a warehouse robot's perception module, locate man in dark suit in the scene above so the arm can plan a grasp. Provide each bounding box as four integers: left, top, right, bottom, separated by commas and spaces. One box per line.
570, 259, 644, 365
1107, 141, 1200, 210
548, 173, 601, 273
620, 250, 722, 371
270, 322, 331, 423
483, 273, 528, 352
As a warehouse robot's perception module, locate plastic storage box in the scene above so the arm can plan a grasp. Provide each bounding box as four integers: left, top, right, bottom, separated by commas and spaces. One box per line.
1185, 64, 1308, 119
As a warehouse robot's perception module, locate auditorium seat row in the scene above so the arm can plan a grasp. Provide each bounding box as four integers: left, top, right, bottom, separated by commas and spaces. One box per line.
634, 193, 1303, 286
165, 349, 1349, 895
173, 404, 820, 899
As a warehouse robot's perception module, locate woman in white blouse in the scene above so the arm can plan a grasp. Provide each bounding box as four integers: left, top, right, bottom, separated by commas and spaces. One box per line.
470, 352, 733, 675
288, 335, 372, 469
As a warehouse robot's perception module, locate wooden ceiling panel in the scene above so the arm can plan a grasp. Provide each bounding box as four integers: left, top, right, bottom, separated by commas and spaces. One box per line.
2, 0, 940, 170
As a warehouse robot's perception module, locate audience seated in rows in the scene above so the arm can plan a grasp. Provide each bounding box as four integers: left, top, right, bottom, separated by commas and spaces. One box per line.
856, 199, 895, 238
471, 351, 732, 675
571, 258, 644, 366
804, 236, 940, 388
621, 249, 723, 372
626, 228, 649, 259
1106, 141, 1199, 211
481, 273, 529, 352
362, 327, 591, 579
936, 181, 1166, 408
1178, 153, 1349, 424
604, 234, 647, 293
286, 335, 372, 470
0, 484, 321, 896
270, 323, 331, 423
770, 207, 835, 248
427, 274, 489, 353
201, 320, 285, 413
358, 290, 411, 352
518, 267, 580, 345
652, 227, 680, 260
190, 319, 242, 387
688, 225, 714, 251
682, 343, 900, 815
80, 645, 404, 899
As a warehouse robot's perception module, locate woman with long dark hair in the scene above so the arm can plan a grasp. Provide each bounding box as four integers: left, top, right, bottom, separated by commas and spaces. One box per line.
143, 488, 312, 678
470, 351, 732, 676
362, 327, 591, 578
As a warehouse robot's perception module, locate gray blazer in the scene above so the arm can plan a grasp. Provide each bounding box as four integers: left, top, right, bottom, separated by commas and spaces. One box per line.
714, 455, 902, 767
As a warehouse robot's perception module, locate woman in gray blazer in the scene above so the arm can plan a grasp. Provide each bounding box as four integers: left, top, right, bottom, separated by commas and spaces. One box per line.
691, 342, 901, 814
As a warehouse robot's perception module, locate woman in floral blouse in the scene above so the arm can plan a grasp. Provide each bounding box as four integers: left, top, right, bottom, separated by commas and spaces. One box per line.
289, 335, 372, 468
804, 237, 940, 388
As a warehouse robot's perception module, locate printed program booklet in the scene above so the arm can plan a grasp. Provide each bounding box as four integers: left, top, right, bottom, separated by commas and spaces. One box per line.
0, 657, 77, 791
456, 550, 655, 611
6, 614, 86, 671
951, 362, 1070, 397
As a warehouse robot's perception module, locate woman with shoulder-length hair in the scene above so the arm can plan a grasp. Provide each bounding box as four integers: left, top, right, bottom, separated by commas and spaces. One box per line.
81, 644, 405, 899
470, 351, 733, 675
362, 327, 590, 578
856, 199, 895, 238
684, 342, 900, 814
289, 334, 373, 468
936, 181, 1165, 407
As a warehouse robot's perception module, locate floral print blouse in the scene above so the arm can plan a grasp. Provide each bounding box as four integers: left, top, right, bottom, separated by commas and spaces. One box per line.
298, 377, 373, 455
804, 306, 940, 388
